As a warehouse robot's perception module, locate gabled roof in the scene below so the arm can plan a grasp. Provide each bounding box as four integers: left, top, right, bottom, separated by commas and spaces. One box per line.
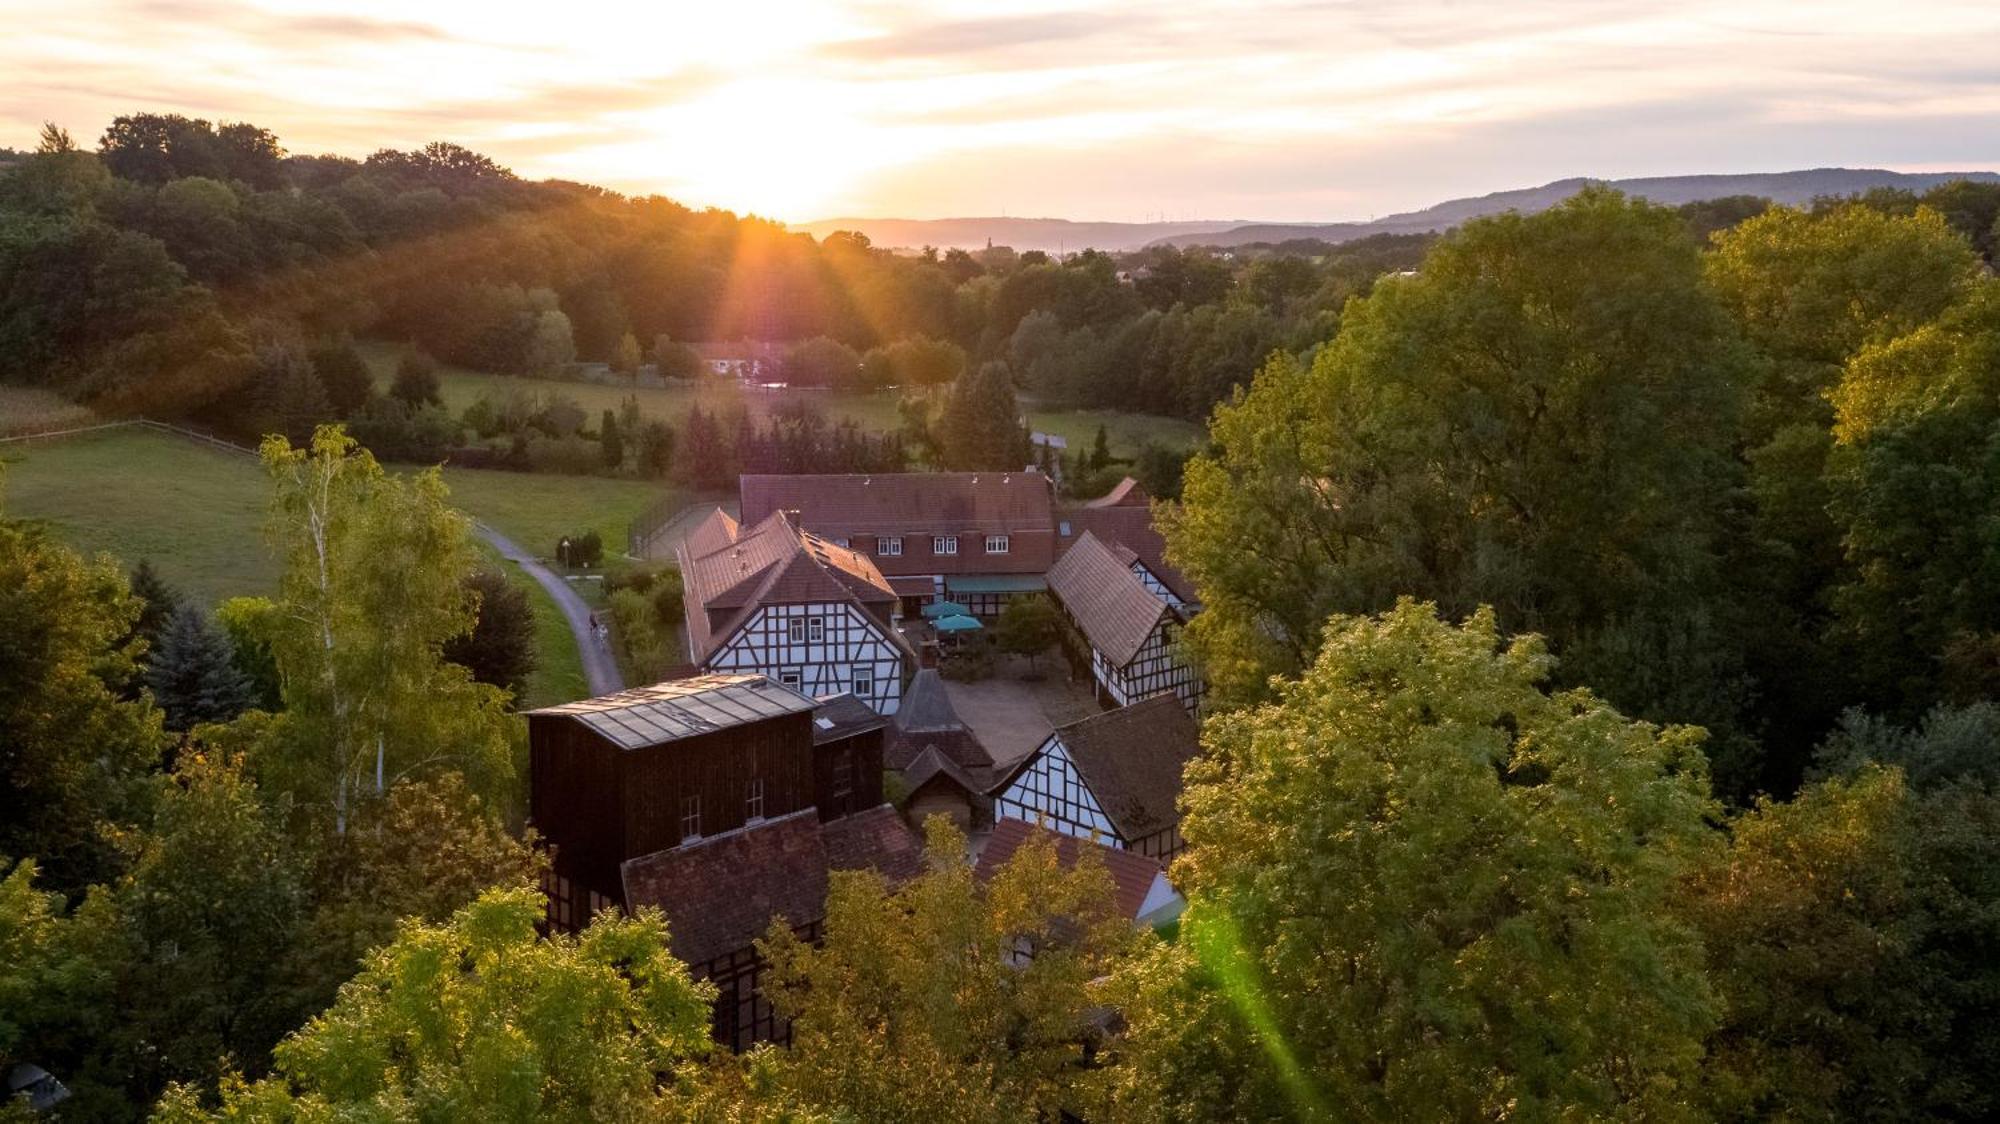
977, 817, 1170, 924
676, 508, 901, 662
740, 472, 1055, 534
1058, 478, 1198, 604
621, 804, 923, 966
525, 673, 815, 750
1049, 695, 1200, 839
902, 744, 985, 798
1046, 531, 1175, 667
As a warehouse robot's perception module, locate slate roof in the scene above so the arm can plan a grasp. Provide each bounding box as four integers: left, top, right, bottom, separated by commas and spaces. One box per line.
675, 508, 903, 663
883, 669, 995, 784
525, 673, 815, 750
997, 695, 1199, 841
977, 817, 1168, 923
1045, 531, 1175, 667
621, 804, 923, 966
740, 472, 1055, 535
811, 692, 886, 745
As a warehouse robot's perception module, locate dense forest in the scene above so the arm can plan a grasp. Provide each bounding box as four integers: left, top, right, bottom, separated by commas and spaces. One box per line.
7, 113, 2000, 1121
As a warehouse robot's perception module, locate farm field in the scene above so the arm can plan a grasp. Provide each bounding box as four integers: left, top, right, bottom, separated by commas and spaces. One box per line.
355, 340, 1205, 456
0, 425, 661, 707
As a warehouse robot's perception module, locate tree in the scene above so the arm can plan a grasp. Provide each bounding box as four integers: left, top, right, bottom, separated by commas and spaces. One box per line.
1116, 602, 1718, 1121
1677, 766, 2000, 1120
1823, 286, 2000, 710
441, 570, 537, 699
936, 360, 1028, 471
157, 888, 717, 1120
250, 342, 332, 443
523, 308, 577, 374
215, 596, 282, 712
599, 408, 625, 469
251, 427, 517, 832
612, 330, 642, 375
388, 348, 441, 408
653, 335, 702, 380
781, 336, 863, 388
1164, 190, 1757, 780
992, 594, 1061, 673
146, 603, 254, 732
1088, 424, 1111, 470
289, 773, 545, 1013
759, 819, 1133, 1122
636, 418, 676, 478
307, 339, 374, 416
0, 519, 165, 894
127, 557, 181, 657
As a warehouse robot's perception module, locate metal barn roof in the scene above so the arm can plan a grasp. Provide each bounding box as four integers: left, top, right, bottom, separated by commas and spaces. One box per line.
526, 673, 816, 750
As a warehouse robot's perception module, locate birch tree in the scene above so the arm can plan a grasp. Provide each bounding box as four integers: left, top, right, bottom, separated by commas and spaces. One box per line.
255, 425, 516, 832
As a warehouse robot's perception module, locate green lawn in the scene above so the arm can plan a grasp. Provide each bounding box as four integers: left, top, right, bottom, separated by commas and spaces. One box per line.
0, 426, 675, 708
356, 340, 1203, 457
0, 427, 277, 604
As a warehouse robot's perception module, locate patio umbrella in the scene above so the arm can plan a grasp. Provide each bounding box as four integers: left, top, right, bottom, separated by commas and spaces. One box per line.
922, 600, 971, 619
932, 613, 984, 633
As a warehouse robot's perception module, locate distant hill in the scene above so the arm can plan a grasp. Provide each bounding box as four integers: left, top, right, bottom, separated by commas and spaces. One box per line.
798, 169, 2000, 254
790, 217, 1246, 254
1150, 169, 2000, 249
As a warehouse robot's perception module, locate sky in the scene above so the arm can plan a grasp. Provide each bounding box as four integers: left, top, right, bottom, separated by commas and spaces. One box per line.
5, 0, 2000, 223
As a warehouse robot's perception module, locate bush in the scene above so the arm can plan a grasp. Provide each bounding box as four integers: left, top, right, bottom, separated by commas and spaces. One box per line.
555, 530, 603, 568
523, 433, 602, 475
650, 569, 684, 627
389, 348, 441, 407
608, 588, 674, 681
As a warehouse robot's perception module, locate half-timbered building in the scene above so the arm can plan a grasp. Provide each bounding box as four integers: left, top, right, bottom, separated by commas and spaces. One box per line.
977, 817, 1185, 929
739, 472, 1058, 617
1055, 477, 1198, 609
677, 508, 914, 715
990, 694, 1201, 860
527, 673, 918, 1051
1045, 530, 1204, 712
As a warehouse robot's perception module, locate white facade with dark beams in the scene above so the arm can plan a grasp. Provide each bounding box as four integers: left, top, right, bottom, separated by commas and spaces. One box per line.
990, 696, 1202, 861
1046, 531, 1204, 713
677, 508, 915, 715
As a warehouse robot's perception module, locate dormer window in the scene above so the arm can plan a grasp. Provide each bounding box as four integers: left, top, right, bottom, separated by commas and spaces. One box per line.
879, 536, 903, 556
933, 535, 958, 555
985, 535, 1009, 554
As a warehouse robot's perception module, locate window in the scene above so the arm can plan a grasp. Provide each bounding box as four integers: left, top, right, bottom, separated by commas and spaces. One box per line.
808, 616, 825, 643
879, 536, 903, 557
746, 777, 765, 821
1059, 520, 1072, 537
933, 535, 958, 555
680, 795, 701, 842
779, 669, 802, 689
851, 665, 873, 697
832, 537, 850, 548
985, 534, 1010, 554
787, 618, 805, 643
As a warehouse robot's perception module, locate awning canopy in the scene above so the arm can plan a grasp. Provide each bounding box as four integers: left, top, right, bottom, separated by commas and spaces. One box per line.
921, 600, 971, 619
933, 613, 984, 633
944, 575, 1049, 595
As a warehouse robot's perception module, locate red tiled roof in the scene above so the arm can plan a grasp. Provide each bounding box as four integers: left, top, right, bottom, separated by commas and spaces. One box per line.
675, 508, 902, 663
977, 817, 1166, 923
621, 804, 923, 966
1046, 531, 1173, 667
1085, 476, 1149, 508
740, 472, 1055, 536
883, 669, 995, 780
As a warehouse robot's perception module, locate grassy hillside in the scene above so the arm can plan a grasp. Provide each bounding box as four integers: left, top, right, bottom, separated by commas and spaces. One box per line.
356, 341, 1203, 456
0, 426, 665, 707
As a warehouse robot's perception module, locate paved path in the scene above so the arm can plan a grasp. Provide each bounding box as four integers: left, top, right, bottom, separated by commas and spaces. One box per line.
475, 523, 624, 698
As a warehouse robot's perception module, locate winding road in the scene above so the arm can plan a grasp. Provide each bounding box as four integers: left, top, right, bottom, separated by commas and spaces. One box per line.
475, 522, 624, 698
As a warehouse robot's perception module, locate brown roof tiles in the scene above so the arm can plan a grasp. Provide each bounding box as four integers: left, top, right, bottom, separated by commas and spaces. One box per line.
977, 817, 1168, 923
1046, 531, 1175, 667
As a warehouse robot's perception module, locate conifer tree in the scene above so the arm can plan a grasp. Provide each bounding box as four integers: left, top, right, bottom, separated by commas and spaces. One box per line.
146, 603, 254, 731
127, 558, 180, 656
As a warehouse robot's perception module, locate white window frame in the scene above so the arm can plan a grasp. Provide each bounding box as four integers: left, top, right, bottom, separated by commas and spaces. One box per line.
779, 669, 802, 689
985, 534, 1010, 554
933, 535, 958, 555
787, 619, 805, 643
851, 665, 873, 697
680, 794, 701, 842
746, 777, 765, 822
808, 616, 825, 643
879, 536, 903, 557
